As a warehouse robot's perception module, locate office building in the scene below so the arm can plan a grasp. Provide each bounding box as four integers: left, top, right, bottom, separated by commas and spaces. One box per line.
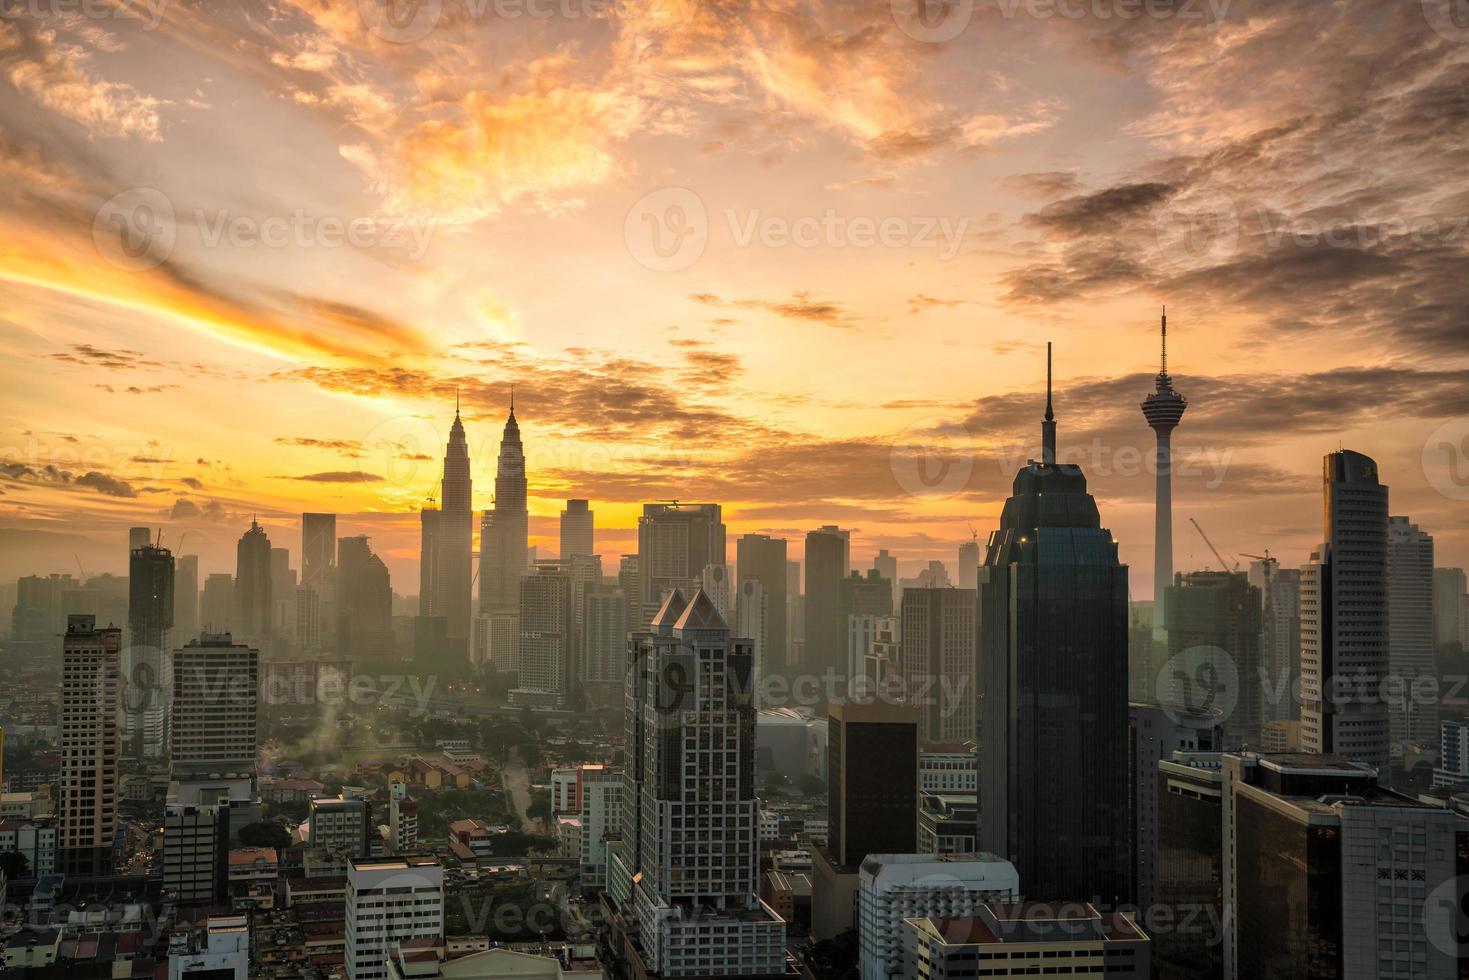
270, 546, 295, 644
856, 853, 1019, 980
421, 404, 473, 647
201, 573, 233, 634
58, 615, 122, 878
1162, 571, 1263, 750
902, 904, 1151, 979
516, 563, 574, 706
1141, 310, 1187, 639
1387, 516, 1436, 750
1300, 450, 1390, 773
701, 563, 733, 623
978, 346, 1131, 904
302, 512, 337, 648
872, 550, 898, 607
737, 534, 788, 672
175, 554, 199, 642
311, 796, 373, 857
582, 586, 628, 689
480, 396, 528, 617
126, 541, 174, 759
1433, 568, 1466, 649
736, 579, 769, 699
296, 587, 321, 652
635, 503, 726, 627
1129, 704, 1219, 915
900, 588, 976, 744
1433, 719, 1469, 788
560, 498, 594, 559
829, 700, 919, 866
957, 538, 980, 591
167, 914, 249, 980
1154, 751, 1225, 980
170, 633, 259, 781
805, 526, 850, 688
338, 536, 394, 660
618, 588, 785, 977
578, 766, 622, 891
1247, 556, 1300, 724
346, 856, 444, 980
234, 520, 272, 650
1221, 752, 1461, 979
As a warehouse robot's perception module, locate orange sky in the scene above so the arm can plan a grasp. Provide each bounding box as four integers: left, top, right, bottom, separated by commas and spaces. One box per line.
2, 0, 1468, 593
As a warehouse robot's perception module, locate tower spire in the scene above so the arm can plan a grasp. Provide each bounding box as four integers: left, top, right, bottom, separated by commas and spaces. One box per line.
1041, 341, 1056, 465
1160, 306, 1168, 377
455, 387, 460, 417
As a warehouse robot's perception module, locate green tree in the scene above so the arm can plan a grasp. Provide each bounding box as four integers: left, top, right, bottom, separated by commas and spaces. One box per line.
799, 773, 826, 797
238, 820, 292, 851
0, 852, 30, 880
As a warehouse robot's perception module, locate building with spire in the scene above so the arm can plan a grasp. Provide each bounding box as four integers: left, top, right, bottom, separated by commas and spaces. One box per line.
1141, 309, 1187, 640
480, 391, 528, 620
420, 399, 474, 652
978, 343, 1132, 905
235, 519, 272, 651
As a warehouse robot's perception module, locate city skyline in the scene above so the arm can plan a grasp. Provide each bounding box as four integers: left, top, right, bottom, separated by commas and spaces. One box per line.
3, 1, 1469, 593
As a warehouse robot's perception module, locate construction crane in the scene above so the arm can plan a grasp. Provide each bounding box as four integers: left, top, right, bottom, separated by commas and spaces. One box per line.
1188, 518, 1237, 573
1240, 550, 1272, 563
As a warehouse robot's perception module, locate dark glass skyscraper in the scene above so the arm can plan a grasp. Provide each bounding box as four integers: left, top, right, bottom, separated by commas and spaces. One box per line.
126, 542, 173, 759
234, 519, 272, 650
978, 345, 1131, 905
736, 533, 787, 671
481, 395, 528, 616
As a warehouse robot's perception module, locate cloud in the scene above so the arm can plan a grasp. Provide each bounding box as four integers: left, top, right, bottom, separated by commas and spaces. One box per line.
284, 471, 385, 483
75, 471, 138, 497
274, 437, 363, 456
169, 496, 225, 521
998, 171, 1083, 200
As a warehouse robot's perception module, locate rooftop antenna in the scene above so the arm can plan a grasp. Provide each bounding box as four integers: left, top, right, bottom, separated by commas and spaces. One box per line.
1041, 341, 1056, 465
1160, 306, 1168, 376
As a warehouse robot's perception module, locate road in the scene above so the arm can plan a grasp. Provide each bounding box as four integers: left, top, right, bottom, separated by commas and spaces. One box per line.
503, 746, 542, 834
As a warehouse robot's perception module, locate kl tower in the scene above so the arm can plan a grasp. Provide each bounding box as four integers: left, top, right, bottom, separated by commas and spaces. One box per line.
1141, 308, 1187, 641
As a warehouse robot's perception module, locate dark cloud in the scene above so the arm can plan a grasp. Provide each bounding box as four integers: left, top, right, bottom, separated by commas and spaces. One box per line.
75, 471, 138, 498
998, 171, 1083, 200
285, 471, 385, 483
1025, 182, 1176, 237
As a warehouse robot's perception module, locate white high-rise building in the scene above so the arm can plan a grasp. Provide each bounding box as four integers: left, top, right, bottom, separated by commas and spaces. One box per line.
856, 853, 1019, 980
59, 615, 122, 878
346, 856, 444, 980
735, 579, 769, 701
578, 766, 622, 891
582, 588, 628, 687
701, 563, 734, 622
516, 563, 574, 705
167, 914, 249, 980
847, 614, 898, 698
620, 589, 785, 977
1301, 450, 1390, 773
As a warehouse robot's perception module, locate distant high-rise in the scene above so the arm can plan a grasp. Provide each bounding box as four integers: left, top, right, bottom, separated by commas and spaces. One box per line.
270, 546, 294, 645
560, 498, 594, 559
1301, 450, 1390, 773
618, 554, 640, 633
170, 633, 259, 781
1163, 570, 1263, 750
978, 344, 1131, 904
957, 538, 980, 590
635, 502, 726, 626
201, 573, 233, 633
872, 549, 897, 607
1247, 556, 1301, 724
480, 394, 528, 617
420, 403, 473, 649
617, 589, 785, 977
59, 614, 122, 878
1141, 309, 1187, 640
582, 586, 627, 688
516, 562, 574, 706
1433, 567, 1467, 649
1387, 516, 1436, 750
301, 513, 336, 649
701, 562, 733, 622
828, 700, 918, 866
234, 519, 272, 650
337, 535, 393, 660
174, 554, 199, 642
126, 542, 174, 759
129, 526, 151, 551
804, 525, 850, 686
736, 533, 787, 671
735, 578, 769, 696
900, 586, 976, 744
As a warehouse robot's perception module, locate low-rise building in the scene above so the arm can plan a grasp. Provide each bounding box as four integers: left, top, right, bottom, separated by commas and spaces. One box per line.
901, 903, 1150, 979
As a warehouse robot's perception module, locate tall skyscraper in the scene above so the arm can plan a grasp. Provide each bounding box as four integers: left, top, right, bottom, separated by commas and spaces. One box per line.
978, 345, 1131, 904
201, 573, 234, 633
872, 549, 897, 607
59, 614, 122, 878
1387, 516, 1436, 751
560, 498, 594, 559
635, 502, 726, 626
234, 519, 272, 650
1433, 567, 1467, 649
827, 700, 918, 866
516, 562, 574, 706
1141, 309, 1187, 640
1163, 570, 1263, 750
701, 562, 733, 622
480, 395, 528, 617
900, 586, 977, 744
735, 578, 769, 697
126, 542, 174, 759
170, 633, 259, 782
582, 586, 628, 688
804, 525, 849, 685
617, 589, 785, 977
1247, 556, 1301, 724
957, 537, 980, 590
736, 533, 787, 671
175, 554, 199, 642
1301, 450, 1390, 773
337, 535, 393, 660
420, 404, 473, 647
301, 512, 336, 649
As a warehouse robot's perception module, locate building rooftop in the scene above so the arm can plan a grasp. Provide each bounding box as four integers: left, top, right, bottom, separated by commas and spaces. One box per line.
925, 903, 1147, 946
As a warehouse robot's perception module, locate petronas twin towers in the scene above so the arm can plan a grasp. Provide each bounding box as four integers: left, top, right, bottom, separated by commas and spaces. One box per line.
418, 393, 527, 654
